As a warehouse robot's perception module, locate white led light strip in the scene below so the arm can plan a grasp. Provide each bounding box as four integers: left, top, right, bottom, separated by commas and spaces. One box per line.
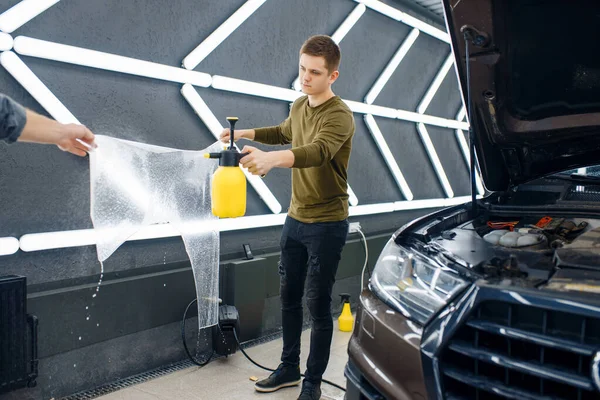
183, 0, 267, 70
364, 114, 413, 200
0, 237, 19, 256
292, 3, 366, 91
347, 185, 359, 207
0, 0, 59, 33
212, 75, 303, 102
411, 51, 464, 199
396, 110, 468, 130
354, 0, 450, 43
365, 28, 419, 105
417, 53, 454, 114
417, 122, 454, 198
13, 37, 213, 88
0, 32, 12, 51
181, 84, 283, 214
18, 196, 474, 253
455, 107, 485, 195
1, 51, 79, 124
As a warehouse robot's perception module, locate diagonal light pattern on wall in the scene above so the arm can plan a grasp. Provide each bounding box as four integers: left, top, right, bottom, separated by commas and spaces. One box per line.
365, 28, 419, 105
415, 52, 455, 198
182, 0, 267, 70
0, 0, 477, 254
0, 51, 79, 124
0, 0, 59, 33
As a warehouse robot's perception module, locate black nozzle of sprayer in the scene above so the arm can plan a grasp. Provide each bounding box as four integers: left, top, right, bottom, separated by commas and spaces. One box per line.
204, 117, 249, 167
339, 293, 350, 304
227, 117, 238, 150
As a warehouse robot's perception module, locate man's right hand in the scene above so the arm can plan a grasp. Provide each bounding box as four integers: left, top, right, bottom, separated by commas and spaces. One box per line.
219, 128, 255, 144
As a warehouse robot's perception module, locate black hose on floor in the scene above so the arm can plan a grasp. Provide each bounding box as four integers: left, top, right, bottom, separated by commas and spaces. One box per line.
231, 329, 346, 392
181, 298, 213, 367
181, 298, 346, 392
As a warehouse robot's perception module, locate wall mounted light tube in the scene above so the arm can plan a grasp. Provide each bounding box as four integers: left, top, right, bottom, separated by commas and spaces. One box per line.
0, 237, 19, 256
365, 28, 419, 105
0, 0, 59, 33
0, 51, 79, 124
416, 122, 454, 198
347, 185, 359, 206
13, 36, 212, 87
417, 53, 454, 114
182, 0, 267, 70
0, 32, 13, 51
354, 0, 450, 43
212, 75, 302, 102
396, 109, 468, 130
455, 107, 484, 195
364, 114, 413, 200
18, 196, 476, 253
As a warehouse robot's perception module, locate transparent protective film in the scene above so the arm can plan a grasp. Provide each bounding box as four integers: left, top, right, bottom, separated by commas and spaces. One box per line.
90, 135, 223, 329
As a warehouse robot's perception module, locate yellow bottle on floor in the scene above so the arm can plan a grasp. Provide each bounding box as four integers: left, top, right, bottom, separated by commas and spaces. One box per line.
338, 294, 354, 332
204, 117, 248, 218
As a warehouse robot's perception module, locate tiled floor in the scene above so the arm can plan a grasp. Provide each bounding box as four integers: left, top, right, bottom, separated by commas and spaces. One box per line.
97, 322, 351, 400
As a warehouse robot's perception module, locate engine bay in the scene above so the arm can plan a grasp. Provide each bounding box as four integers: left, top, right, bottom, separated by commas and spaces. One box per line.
423, 212, 600, 294
474, 215, 594, 250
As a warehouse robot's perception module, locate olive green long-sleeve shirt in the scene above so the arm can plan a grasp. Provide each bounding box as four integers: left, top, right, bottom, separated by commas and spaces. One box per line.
254, 95, 354, 223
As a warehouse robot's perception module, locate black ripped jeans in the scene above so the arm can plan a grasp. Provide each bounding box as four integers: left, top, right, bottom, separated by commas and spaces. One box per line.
278, 216, 349, 384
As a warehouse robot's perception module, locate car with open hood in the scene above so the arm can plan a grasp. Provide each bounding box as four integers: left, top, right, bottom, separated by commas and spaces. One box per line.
345, 0, 600, 399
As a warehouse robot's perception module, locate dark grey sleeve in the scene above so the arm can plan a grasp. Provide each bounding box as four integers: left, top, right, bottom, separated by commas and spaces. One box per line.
0, 93, 27, 143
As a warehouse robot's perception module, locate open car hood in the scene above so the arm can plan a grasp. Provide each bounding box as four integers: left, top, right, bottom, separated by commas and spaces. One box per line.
442, 0, 600, 191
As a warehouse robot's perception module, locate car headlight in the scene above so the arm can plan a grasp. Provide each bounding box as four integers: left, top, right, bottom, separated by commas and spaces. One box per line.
370, 238, 468, 326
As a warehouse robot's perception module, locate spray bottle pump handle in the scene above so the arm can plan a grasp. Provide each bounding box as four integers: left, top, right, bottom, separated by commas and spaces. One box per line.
339, 293, 351, 304
227, 117, 238, 150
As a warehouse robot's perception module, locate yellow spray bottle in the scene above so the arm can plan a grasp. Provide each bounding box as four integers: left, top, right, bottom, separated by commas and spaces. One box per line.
204, 117, 248, 218
338, 293, 354, 332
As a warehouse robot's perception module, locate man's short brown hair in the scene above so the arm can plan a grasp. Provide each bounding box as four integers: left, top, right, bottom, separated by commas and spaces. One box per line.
300, 35, 341, 74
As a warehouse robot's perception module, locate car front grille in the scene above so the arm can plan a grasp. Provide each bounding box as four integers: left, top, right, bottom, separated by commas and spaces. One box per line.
439, 300, 600, 400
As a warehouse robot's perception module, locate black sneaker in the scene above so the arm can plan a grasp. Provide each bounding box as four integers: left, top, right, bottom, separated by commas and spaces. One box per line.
297, 380, 321, 400
254, 363, 301, 393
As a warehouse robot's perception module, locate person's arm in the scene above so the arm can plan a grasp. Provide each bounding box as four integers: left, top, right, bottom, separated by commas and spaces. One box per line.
0, 93, 95, 156
220, 118, 292, 146
220, 100, 296, 146
240, 111, 354, 176
0, 93, 27, 144
289, 110, 353, 168
252, 116, 292, 145
19, 110, 95, 156
239, 147, 294, 176
220, 128, 255, 142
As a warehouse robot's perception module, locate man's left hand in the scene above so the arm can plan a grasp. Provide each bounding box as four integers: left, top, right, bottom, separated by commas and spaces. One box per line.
240, 145, 274, 176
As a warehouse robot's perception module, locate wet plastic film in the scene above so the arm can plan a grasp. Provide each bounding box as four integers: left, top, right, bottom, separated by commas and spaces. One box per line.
89, 135, 222, 329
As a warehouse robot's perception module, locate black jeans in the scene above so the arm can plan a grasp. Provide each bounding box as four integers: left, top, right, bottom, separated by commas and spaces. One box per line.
279, 216, 349, 384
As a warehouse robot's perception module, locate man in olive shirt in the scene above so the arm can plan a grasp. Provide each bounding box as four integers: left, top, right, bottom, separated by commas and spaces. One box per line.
220, 35, 354, 400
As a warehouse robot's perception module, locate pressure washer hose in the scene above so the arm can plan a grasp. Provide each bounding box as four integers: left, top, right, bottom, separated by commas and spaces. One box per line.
181, 298, 346, 392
